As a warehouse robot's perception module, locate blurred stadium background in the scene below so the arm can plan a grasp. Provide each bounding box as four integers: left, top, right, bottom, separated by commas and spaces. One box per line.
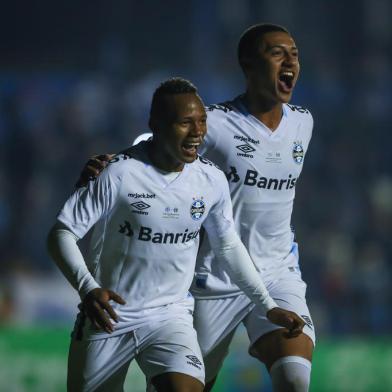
1, 1, 392, 391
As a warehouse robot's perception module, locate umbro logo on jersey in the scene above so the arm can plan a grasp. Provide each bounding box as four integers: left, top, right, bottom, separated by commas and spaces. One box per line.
236, 144, 255, 154
186, 355, 202, 370
131, 201, 151, 215
236, 143, 255, 158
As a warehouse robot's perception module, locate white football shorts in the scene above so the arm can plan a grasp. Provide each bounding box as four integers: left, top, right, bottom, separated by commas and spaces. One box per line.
193, 264, 315, 382
68, 313, 205, 391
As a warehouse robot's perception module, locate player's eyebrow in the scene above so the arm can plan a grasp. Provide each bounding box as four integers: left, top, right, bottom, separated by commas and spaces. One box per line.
267, 44, 298, 51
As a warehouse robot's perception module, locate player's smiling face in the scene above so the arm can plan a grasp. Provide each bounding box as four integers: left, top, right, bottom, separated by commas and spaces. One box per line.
247, 31, 300, 103
153, 93, 207, 171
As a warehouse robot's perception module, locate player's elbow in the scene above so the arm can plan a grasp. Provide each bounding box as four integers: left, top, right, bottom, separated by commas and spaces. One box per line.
46, 222, 70, 260
47, 224, 59, 259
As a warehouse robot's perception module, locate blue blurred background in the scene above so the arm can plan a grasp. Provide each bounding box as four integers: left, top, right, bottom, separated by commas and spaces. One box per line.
1, 1, 392, 391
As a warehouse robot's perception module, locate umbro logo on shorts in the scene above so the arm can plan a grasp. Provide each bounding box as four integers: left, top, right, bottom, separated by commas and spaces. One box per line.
301, 315, 313, 329
186, 355, 202, 370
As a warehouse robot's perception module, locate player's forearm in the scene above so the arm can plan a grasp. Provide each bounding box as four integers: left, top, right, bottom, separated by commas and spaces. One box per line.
212, 231, 277, 314
47, 223, 100, 299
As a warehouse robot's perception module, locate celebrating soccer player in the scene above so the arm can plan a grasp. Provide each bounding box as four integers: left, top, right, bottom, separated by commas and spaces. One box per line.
78, 23, 315, 392
193, 24, 314, 392
48, 77, 304, 392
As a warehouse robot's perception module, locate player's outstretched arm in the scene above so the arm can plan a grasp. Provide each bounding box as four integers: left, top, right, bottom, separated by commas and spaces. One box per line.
75, 154, 114, 188
47, 223, 125, 333
211, 230, 305, 336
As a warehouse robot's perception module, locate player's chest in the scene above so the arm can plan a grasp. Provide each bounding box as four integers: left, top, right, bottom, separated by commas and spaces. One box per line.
220, 126, 306, 177
114, 173, 215, 230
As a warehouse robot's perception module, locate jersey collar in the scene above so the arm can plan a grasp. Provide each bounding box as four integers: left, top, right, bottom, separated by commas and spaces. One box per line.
234, 95, 289, 140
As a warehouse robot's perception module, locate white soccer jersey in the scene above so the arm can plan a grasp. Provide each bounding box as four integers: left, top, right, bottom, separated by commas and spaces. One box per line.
57, 141, 235, 336
192, 95, 313, 298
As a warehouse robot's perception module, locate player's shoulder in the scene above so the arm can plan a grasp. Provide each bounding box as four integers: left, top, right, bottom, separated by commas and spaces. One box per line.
206, 100, 235, 114
193, 155, 226, 183
205, 99, 237, 122
103, 143, 144, 176
285, 103, 313, 122
284, 103, 314, 136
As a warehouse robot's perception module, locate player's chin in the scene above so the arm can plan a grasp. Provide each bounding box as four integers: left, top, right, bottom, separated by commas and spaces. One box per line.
277, 89, 293, 103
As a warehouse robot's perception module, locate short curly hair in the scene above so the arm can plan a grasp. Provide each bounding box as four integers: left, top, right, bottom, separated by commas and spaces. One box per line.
150, 77, 198, 120
238, 23, 290, 73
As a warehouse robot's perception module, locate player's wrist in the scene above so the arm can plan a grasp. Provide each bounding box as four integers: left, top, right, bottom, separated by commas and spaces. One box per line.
79, 281, 101, 300
262, 296, 279, 315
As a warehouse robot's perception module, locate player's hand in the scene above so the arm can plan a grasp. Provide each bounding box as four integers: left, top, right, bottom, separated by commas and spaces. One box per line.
75, 154, 115, 188
82, 288, 126, 334
266, 307, 305, 337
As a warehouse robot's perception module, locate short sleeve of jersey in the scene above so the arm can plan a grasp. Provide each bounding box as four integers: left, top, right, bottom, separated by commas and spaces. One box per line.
57, 165, 121, 239
202, 171, 235, 241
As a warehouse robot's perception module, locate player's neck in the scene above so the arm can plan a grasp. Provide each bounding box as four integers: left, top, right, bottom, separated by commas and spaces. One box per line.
147, 141, 184, 173
243, 91, 283, 131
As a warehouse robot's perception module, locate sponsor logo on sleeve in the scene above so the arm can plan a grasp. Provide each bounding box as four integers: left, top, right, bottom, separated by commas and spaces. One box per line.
186, 355, 203, 370
301, 315, 313, 330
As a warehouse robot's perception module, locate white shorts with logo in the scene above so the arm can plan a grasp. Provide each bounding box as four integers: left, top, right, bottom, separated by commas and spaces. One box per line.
68, 313, 205, 392
193, 266, 315, 382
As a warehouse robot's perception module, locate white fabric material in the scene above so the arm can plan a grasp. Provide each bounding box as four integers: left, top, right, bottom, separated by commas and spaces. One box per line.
270, 356, 311, 392
211, 229, 277, 313
192, 98, 313, 298
194, 260, 315, 381
53, 141, 277, 339
68, 314, 205, 392
55, 141, 234, 337
47, 225, 100, 299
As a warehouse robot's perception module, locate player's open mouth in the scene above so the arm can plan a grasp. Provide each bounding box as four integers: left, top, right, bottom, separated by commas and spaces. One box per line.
182, 141, 201, 155
278, 71, 295, 93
